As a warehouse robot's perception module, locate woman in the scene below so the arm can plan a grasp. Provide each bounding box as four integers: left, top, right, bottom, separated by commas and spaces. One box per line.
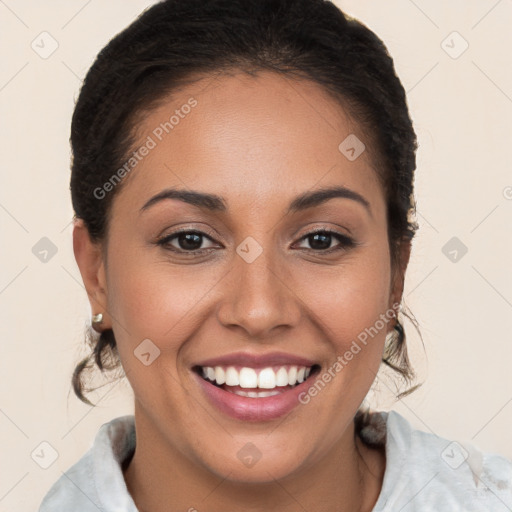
38, 0, 512, 510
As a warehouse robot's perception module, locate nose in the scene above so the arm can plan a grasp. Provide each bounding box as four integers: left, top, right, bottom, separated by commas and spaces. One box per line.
216, 244, 301, 340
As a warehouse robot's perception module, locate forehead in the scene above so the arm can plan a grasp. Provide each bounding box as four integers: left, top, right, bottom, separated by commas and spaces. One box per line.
115, 70, 385, 218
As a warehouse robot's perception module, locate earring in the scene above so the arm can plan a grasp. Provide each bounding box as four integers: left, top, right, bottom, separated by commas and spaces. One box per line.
92, 313, 103, 325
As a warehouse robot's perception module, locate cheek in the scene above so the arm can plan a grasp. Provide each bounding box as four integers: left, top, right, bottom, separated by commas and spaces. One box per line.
106, 228, 391, 375
105, 258, 209, 404
302, 243, 392, 351
107, 259, 214, 347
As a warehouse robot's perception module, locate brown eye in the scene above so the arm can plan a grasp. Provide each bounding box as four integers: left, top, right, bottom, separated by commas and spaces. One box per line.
296, 229, 356, 252
157, 230, 217, 253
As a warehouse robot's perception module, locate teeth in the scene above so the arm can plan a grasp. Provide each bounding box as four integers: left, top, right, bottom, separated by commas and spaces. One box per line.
258, 368, 276, 389
200, 365, 314, 389
233, 389, 283, 398
215, 366, 225, 385
225, 367, 239, 386
239, 367, 258, 388
287, 366, 297, 385
276, 367, 289, 387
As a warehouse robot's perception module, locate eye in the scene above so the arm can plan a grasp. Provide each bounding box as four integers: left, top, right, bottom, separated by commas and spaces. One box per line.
295, 229, 356, 253
156, 228, 357, 255
156, 229, 218, 253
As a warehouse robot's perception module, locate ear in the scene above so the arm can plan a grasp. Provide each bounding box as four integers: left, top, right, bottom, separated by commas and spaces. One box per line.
72, 218, 110, 330
389, 237, 412, 314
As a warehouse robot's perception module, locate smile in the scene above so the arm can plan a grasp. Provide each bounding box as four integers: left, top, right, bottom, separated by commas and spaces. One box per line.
192, 363, 321, 421
198, 364, 316, 395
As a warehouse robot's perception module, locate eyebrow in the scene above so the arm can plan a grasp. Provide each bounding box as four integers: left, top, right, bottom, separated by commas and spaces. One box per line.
139, 185, 372, 217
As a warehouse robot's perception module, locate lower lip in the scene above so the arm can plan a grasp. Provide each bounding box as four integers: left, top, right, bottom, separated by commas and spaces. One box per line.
194, 371, 316, 422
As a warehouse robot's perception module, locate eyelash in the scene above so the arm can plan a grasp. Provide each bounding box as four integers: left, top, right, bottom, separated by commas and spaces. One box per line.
155, 227, 358, 256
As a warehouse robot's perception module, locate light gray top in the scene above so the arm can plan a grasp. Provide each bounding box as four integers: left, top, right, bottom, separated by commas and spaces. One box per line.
38, 410, 512, 511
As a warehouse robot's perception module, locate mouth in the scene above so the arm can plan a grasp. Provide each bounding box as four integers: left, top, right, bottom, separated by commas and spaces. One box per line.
192, 363, 322, 398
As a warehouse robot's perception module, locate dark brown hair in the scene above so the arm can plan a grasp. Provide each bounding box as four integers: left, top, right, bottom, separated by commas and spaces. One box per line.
70, 0, 422, 407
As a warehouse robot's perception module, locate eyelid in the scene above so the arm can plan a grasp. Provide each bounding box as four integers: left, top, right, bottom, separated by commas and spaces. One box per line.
293, 222, 353, 239
156, 225, 219, 242
293, 228, 356, 251
156, 227, 220, 250
156, 225, 357, 255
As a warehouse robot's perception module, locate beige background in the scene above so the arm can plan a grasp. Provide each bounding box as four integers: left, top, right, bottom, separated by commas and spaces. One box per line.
1, 1, 511, 511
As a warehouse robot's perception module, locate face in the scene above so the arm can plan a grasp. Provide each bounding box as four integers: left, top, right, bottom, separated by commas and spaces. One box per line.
74, 70, 408, 483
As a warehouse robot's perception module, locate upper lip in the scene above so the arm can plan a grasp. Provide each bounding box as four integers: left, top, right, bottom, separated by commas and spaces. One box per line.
193, 351, 318, 369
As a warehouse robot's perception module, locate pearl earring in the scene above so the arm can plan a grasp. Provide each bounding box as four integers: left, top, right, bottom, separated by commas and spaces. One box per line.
92, 313, 103, 325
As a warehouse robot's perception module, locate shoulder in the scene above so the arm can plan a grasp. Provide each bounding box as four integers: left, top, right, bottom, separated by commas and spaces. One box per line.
367, 410, 512, 511
38, 415, 137, 512
38, 449, 97, 511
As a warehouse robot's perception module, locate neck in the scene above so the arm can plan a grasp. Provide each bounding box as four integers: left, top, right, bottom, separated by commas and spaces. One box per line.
124, 404, 385, 512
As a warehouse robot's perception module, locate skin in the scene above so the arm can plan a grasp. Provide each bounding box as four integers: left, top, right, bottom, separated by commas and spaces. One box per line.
74, 70, 411, 512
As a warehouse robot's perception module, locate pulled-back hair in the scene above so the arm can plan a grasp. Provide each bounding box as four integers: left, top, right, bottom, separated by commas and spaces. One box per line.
70, 0, 422, 409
